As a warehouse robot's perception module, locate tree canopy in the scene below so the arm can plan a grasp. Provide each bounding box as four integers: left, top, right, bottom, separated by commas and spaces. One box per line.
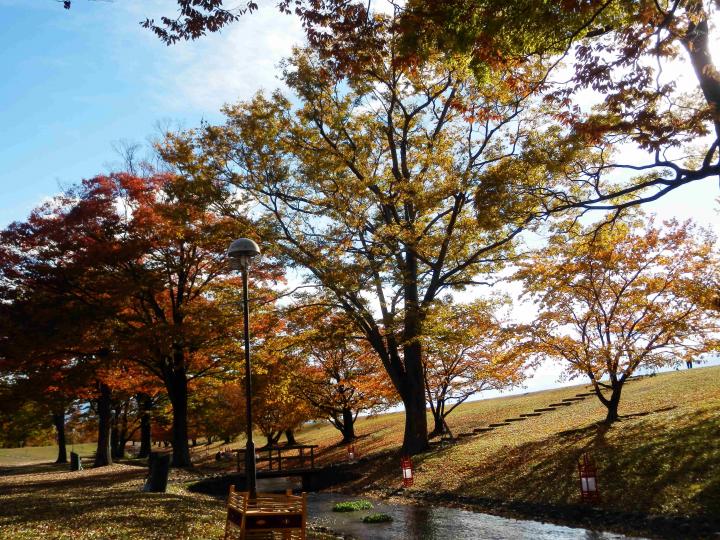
517, 215, 720, 422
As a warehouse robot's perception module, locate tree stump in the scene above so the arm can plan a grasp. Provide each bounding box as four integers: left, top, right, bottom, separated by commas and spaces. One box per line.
143, 453, 170, 492
70, 451, 83, 472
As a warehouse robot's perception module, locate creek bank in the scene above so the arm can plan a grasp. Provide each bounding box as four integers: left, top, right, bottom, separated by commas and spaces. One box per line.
358, 488, 718, 540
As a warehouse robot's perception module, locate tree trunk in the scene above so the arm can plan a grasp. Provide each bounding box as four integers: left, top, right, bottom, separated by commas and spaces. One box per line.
400, 252, 430, 455
285, 429, 297, 446
604, 384, 623, 423
400, 336, 429, 454
428, 406, 446, 438
166, 365, 192, 467
138, 396, 152, 459
340, 407, 356, 443
111, 409, 121, 460
52, 412, 67, 464
94, 383, 113, 467
263, 431, 281, 448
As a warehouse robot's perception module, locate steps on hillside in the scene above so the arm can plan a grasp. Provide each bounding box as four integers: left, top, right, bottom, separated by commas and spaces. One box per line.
503, 418, 526, 422
473, 427, 494, 433
534, 407, 557, 412
575, 392, 595, 397
548, 402, 574, 407
488, 422, 512, 427
561, 397, 586, 402
519, 412, 542, 417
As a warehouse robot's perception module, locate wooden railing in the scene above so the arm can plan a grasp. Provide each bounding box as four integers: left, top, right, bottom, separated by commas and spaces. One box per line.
234, 445, 319, 473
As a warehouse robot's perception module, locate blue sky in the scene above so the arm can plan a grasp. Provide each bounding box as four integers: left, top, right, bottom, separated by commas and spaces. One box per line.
0, 0, 303, 227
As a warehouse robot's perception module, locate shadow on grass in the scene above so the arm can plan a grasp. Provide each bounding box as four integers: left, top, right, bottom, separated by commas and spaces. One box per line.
0, 461, 69, 477
0, 466, 225, 539
454, 406, 720, 519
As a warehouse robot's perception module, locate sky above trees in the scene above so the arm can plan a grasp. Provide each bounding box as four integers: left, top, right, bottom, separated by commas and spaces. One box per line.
1, 0, 719, 395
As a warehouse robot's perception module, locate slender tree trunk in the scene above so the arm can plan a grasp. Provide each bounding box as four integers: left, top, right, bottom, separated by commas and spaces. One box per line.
94, 383, 113, 467
52, 412, 67, 464
111, 409, 121, 460
285, 429, 297, 446
428, 406, 446, 438
138, 396, 152, 459
340, 407, 356, 443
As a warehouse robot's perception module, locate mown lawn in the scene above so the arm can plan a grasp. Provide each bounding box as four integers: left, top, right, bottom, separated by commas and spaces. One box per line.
0, 443, 97, 466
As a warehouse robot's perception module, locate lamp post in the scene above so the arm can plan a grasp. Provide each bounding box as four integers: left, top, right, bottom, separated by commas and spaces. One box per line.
227, 238, 261, 499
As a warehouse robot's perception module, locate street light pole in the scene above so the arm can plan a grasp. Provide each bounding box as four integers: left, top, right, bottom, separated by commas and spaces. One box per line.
240, 262, 256, 499
227, 238, 261, 499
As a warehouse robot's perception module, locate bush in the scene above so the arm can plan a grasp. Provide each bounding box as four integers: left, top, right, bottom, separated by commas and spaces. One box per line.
362, 513, 393, 523
331, 500, 374, 512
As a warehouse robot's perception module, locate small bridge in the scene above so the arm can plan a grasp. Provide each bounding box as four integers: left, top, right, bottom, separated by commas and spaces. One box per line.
233, 445, 326, 490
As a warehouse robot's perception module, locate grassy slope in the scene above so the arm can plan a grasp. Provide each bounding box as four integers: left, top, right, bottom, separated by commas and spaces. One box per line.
0, 366, 717, 539
292, 366, 720, 519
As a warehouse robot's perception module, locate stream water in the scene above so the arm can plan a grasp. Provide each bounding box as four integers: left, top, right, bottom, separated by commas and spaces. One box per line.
255, 479, 640, 540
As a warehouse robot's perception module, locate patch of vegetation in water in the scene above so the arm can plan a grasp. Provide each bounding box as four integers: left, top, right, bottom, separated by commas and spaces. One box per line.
362, 513, 393, 523
332, 500, 374, 512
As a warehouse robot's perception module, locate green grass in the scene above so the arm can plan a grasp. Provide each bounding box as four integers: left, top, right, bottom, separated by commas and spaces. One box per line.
331, 499, 373, 512
0, 443, 97, 466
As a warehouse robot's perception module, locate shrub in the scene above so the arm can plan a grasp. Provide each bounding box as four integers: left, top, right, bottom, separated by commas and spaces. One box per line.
362, 513, 393, 523
332, 500, 374, 512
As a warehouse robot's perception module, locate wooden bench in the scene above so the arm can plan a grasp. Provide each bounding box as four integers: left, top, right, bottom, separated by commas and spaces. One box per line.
224, 486, 307, 540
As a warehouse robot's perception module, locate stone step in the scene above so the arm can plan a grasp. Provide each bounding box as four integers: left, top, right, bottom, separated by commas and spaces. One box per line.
575, 393, 594, 397
503, 418, 526, 422
561, 397, 585, 402
548, 402, 574, 407
473, 427, 494, 433
457, 432, 473, 438
534, 407, 557, 412
520, 413, 542, 417
488, 422, 511, 427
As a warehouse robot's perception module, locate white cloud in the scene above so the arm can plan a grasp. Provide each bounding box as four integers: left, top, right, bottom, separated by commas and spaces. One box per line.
120, 3, 305, 114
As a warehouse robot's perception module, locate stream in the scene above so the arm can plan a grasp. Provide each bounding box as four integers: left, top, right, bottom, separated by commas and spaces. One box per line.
255, 479, 640, 540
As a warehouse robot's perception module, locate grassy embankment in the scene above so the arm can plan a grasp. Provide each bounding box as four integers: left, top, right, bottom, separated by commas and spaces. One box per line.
0, 366, 717, 539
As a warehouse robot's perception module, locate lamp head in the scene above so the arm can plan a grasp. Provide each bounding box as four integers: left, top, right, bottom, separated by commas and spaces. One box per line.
227, 238, 261, 270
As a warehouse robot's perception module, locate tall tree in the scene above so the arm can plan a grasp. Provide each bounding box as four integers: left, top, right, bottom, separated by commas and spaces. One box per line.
517, 215, 720, 422
160, 19, 555, 453
87, 172, 268, 467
